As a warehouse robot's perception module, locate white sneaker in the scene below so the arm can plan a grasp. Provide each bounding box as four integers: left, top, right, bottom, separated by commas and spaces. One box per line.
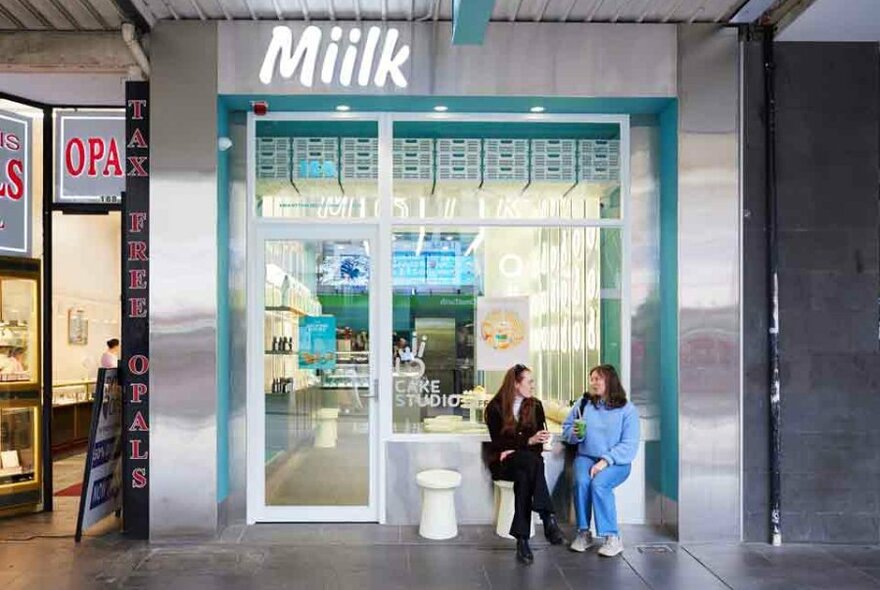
569, 529, 593, 552
597, 535, 624, 557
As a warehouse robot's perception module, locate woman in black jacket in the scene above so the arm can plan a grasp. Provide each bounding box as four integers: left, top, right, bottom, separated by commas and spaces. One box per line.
485, 364, 565, 564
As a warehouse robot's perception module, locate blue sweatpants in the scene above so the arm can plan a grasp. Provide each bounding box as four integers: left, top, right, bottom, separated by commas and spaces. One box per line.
572, 455, 631, 536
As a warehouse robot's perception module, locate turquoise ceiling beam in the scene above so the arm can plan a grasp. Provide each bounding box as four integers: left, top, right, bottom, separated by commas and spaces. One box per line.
452, 0, 496, 46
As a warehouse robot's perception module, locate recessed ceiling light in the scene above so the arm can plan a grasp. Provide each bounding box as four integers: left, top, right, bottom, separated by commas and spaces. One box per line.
336, 105, 351, 112
433, 105, 449, 112
530, 106, 546, 113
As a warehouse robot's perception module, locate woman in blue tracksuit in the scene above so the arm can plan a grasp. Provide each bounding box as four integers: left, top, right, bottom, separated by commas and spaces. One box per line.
562, 364, 639, 557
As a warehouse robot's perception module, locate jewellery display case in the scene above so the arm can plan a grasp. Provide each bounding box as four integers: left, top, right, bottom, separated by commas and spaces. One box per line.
0, 257, 42, 514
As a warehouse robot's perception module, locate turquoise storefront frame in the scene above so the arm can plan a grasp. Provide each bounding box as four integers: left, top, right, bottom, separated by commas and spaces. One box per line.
215, 95, 679, 507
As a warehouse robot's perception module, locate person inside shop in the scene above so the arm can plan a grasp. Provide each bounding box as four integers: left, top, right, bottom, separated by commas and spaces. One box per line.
562, 364, 640, 558
1, 347, 26, 374
485, 363, 565, 565
100, 338, 120, 369
394, 336, 413, 362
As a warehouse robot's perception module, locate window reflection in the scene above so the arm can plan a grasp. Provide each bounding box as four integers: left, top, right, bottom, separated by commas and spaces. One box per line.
391, 227, 621, 434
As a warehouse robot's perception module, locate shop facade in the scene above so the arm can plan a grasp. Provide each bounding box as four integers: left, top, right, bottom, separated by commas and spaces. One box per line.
0, 91, 125, 519
149, 21, 741, 543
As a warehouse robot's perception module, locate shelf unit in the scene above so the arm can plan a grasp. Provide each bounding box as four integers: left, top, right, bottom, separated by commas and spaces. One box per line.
264, 249, 324, 395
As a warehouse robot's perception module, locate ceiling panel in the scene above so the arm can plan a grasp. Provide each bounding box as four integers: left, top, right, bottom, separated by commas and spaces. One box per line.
7, 0, 53, 28
0, 0, 751, 30
0, 6, 24, 28
48, 0, 106, 28
215, 0, 252, 19
70, 0, 115, 27
89, 0, 125, 26
145, 0, 181, 19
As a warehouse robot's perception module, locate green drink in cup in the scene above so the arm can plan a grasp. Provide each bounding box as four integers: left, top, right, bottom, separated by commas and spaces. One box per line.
575, 418, 586, 438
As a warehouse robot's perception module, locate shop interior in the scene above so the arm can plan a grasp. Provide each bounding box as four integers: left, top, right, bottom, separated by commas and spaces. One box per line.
48, 211, 121, 514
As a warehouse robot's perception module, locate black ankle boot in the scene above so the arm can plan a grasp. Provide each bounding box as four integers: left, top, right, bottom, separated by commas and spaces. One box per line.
516, 538, 534, 564
542, 513, 565, 545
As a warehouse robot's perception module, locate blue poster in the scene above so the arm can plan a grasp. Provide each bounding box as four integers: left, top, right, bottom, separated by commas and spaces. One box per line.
299, 316, 337, 370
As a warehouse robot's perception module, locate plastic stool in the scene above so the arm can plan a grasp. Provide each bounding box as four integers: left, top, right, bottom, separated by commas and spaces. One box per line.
314, 408, 339, 448
494, 480, 535, 539
416, 469, 462, 540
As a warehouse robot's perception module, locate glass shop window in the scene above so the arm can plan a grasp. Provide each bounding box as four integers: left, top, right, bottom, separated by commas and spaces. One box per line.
0, 277, 39, 385
0, 407, 37, 485
391, 225, 622, 434
392, 121, 622, 222
255, 120, 379, 220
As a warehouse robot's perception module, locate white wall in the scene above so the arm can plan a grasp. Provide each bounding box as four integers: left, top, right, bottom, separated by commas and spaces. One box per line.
51, 212, 121, 383
0, 73, 125, 106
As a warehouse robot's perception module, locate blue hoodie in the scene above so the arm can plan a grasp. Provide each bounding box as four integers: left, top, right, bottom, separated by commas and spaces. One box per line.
562, 398, 640, 466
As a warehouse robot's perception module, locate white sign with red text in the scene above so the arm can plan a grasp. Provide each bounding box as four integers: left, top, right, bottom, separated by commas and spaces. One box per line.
56, 111, 125, 204
0, 109, 30, 255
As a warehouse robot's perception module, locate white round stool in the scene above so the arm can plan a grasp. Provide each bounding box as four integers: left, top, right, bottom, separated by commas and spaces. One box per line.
416, 469, 462, 540
493, 480, 535, 539
314, 408, 339, 448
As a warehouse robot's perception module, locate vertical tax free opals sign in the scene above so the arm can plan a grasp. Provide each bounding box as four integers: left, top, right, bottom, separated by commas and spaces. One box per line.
56, 111, 126, 204
123, 82, 149, 539
0, 109, 30, 255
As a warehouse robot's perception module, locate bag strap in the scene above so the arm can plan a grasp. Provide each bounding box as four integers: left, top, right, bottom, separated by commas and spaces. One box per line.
579, 394, 589, 418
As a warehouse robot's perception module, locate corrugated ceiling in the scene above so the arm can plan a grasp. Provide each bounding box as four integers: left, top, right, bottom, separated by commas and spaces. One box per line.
0, 0, 749, 30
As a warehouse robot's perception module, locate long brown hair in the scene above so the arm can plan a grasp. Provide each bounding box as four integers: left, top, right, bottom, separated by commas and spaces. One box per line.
589, 364, 628, 410
487, 364, 537, 435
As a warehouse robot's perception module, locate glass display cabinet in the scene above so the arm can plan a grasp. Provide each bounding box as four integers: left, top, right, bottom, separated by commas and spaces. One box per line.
0, 257, 42, 514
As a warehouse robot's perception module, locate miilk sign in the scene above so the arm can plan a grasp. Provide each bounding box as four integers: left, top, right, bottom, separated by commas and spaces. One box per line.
260, 25, 411, 88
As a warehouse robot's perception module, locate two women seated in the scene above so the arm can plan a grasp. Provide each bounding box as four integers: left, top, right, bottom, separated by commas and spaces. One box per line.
485, 363, 640, 564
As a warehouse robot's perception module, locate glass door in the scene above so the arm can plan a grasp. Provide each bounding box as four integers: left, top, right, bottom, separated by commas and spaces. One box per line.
248, 224, 378, 522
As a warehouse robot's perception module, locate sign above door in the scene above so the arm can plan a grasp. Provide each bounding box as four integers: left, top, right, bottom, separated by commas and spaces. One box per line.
55, 110, 126, 205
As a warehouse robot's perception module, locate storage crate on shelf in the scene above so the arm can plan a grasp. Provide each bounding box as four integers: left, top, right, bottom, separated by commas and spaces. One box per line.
257, 137, 290, 180
393, 138, 433, 180
531, 139, 576, 182
341, 137, 379, 180
484, 139, 529, 182
291, 137, 339, 180
579, 139, 620, 182
436, 138, 481, 181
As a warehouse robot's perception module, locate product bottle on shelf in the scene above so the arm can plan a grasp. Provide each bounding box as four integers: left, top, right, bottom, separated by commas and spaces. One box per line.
281, 276, 290, 308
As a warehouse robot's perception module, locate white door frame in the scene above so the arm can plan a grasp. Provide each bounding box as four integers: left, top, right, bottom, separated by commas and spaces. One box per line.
246, 222, 380, 523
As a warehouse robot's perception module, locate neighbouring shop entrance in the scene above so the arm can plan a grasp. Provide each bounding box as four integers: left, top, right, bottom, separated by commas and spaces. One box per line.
0, 94, 124, 538
48, 211, 121, 515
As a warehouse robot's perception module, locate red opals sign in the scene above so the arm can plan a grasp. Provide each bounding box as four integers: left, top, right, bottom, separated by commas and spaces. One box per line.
0, 110, 30, 254
56, 111, 125, 204
0, 131, 24, 199
64, 136, 123, 177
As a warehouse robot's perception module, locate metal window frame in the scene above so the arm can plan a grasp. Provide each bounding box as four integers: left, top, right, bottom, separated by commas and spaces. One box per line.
245, 110, 631, 525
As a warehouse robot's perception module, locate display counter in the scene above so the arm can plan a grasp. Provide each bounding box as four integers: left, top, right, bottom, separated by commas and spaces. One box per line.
51, 379, 95, 454
0, 257, 42, 515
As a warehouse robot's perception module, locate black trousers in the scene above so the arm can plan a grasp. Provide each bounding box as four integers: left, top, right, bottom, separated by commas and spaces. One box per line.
496, 450, 554, 539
